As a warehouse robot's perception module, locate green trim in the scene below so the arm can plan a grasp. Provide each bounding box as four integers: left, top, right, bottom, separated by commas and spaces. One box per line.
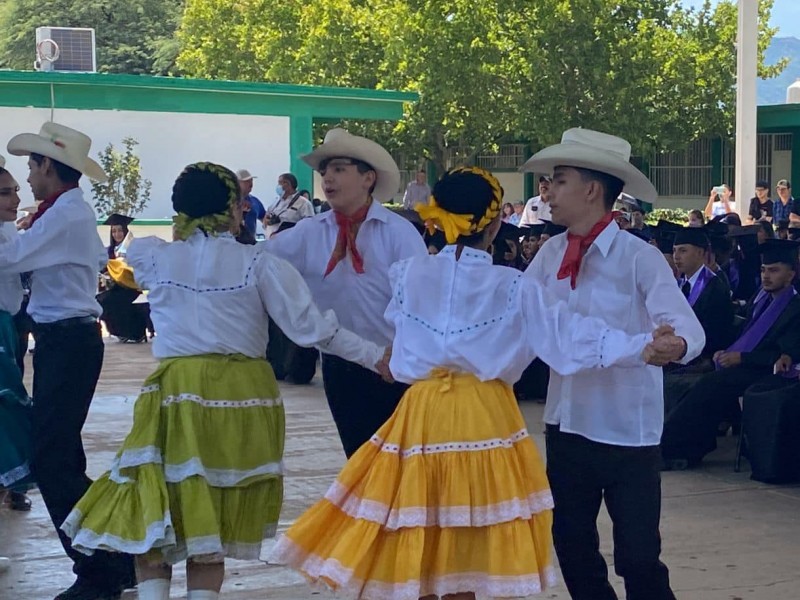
791, 128, 800, 191
98, 219, 172, 226
757, 104, 800, 131
710, 137, 722, 184
289, 115, 315, 193
0, 71, 416, 121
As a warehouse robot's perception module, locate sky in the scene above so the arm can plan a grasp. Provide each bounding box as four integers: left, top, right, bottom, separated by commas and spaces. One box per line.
681, 0, 800, 39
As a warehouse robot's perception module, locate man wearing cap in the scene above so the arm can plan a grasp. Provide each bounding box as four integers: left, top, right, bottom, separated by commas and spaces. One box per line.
519, 175, 552, 227
521, 128, 705, 600
662, 239, 800, 469
0, 123, 134, 599
235, 168, 265, 238
748, 179, 773, 224
663, 227, 735, 412
773, 179, 795, 225
265, 128, 427, 457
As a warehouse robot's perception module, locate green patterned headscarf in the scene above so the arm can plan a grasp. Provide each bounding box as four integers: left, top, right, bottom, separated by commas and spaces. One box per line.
172, 162, 241, 241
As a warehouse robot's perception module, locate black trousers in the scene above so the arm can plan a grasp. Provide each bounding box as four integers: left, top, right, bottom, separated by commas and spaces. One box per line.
661, 366, 770, 463
321, 354, 408, 457
97, 286, 148, 340
546, 426, 675, 600
13, 298, 33, 376
31, 320, 133, 587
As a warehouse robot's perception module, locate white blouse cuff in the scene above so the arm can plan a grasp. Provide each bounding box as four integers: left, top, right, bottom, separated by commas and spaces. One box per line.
598, 330, 651, 368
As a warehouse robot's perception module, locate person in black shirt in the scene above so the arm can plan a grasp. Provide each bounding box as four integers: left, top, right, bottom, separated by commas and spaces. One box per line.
748, 179, 773, 223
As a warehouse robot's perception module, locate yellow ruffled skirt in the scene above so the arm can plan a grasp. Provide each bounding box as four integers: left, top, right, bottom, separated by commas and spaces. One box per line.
270, 370, 556, 599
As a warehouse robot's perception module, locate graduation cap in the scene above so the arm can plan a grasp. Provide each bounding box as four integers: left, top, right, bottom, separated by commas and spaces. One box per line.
759, 239, 800, 267
704, 221, 731, 254
626, 228, 651, 243
776, 219, 790, 232
103, 213, 134, 227
495, 221, 523, 242
542, 219, 567, 237
651, 220, 682, 253
521, 223, 546, 238
673, 227, 710, 249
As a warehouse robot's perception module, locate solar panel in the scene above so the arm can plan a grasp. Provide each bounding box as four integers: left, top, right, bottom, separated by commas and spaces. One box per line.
35, 27, 96, 73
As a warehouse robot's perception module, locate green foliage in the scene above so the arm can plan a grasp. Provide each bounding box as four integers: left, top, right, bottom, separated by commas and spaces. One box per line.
646, 208, 691, 226
91, 137, 152, 218
176, 0, 784, 174
0, 0, 184, 75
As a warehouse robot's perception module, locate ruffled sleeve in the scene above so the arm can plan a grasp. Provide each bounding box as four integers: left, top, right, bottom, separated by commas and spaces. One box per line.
256, 251, 385, 371
521, 277, 650, 376
126, 236, 168, 290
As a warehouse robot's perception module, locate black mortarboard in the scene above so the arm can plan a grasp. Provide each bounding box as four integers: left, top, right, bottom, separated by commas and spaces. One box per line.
496, 222, 523, 242
705, 221, 731, 254
542, 220, 567, 237
759, 239, 800, 266
727, 224, 760, 238
103, 213, 134, 227
651, 220, 682, 253
626, 228, 651, 243
673, 227, 710, 249
522, 223, 546, 237
776, 219, 790, 231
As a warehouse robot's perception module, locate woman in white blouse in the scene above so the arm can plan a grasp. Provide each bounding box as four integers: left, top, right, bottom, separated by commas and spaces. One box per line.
270, 166, 675, 599
62, 162, 390, 600
0, 159, 34, 559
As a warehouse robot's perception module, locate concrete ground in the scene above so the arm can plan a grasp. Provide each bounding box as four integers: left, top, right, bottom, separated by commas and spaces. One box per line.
1, 340, 799, 599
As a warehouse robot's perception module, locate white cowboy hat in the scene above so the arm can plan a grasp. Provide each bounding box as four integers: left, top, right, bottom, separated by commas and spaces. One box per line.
235, 169, 256, 181
6, 122, 108, 182
520, 128, 657, 203
302, 128, 400, 202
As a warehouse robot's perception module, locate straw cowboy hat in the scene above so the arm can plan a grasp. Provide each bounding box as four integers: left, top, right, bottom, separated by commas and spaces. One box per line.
520, 128, 657, 203
6, 122, 108, 182
302, 128, 400, 202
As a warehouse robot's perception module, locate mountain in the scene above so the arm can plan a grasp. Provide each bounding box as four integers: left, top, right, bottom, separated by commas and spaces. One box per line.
759, 36, 800, 105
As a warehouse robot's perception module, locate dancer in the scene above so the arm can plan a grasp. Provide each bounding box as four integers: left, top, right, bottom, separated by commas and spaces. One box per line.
62, 162, 391, 600
521, 128, 705, 600
266, 128, 427, 457
1, 123, 134, 600
269, 166, 687, 600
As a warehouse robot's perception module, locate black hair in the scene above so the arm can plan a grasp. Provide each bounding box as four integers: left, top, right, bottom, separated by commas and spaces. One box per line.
758, 220, 776, 240
689, 209, 705, 223
319, 157, 377, 195
30, 152, 81, 184
279, 173, 298, 190
107, 223, 130, 258
432, 169, 499, 247
298, 189, 311, 199
172, 163, 240, 219
574, 167, 624, 210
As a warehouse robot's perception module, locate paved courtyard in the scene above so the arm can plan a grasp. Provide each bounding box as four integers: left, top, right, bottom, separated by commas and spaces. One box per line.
1, 340, 799, 599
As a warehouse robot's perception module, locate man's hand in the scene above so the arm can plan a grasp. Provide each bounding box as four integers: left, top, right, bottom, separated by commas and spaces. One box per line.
774, 354, 793, 374
652, 324, 675, 339
715, 351, 742, 369
375, 346, 394, 383
643, 334, 688, 366
16, 214, 33, 231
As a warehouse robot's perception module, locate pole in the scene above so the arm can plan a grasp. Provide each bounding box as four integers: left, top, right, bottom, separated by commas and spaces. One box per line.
734, 0, 758, 215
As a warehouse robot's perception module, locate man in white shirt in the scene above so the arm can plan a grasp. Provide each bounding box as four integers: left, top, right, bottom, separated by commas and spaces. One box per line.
1, 123, 134, 599
266, 129, 427, 457
402, 169, 431, 210
519, 175, 552, 227
522, 128, 705, 600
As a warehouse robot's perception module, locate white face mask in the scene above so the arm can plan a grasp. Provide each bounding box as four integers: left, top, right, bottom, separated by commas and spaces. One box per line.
276, 185, 284, 197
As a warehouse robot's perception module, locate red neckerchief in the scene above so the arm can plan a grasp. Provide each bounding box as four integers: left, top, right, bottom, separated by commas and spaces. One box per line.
324, 200, 372, 277
557, 212, 615, 289
28, 184, 79, 227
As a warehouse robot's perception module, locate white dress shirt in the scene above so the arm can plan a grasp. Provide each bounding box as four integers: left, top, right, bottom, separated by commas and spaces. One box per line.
126, 231, 384, 370
525, 220, 705, 446
680, 264, 709, 295
265, 201, 427, 347
385, 246, 650, 386
0, 188, 106, 323
0, 223, 23, 315
519, 195, 552, 227
265, 194, 315, 237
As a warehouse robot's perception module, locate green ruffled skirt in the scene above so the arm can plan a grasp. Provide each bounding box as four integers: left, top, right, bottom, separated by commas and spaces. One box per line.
0, 309, 33, 491
62, 354, 285, 564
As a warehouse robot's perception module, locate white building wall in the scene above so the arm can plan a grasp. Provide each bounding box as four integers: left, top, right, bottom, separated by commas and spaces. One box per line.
0, 107, 291, 218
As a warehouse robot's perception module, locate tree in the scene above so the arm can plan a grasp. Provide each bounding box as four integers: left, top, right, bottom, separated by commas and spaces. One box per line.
177, 0, 785, 171
0, 0, 184, 75
91, 137, 152, 218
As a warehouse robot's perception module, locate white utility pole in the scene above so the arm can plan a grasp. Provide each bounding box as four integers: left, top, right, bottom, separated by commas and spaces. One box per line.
734, 0, 758, 214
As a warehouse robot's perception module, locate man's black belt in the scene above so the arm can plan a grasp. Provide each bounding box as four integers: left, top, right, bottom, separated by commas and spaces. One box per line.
33, 316, 98, 331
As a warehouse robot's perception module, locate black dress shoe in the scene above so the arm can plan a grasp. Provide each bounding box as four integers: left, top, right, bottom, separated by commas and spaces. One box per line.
54, 579, 122, 600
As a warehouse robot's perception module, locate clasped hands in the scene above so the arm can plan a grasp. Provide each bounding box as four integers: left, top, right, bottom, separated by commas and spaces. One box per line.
643, 325, 688, 366
375, 346, 394, 383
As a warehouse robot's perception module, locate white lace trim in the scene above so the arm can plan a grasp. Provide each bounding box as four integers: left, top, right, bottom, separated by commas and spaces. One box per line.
0, 461, 31, 487
325, 480, 553, 529
161, 393, 283, 409
109, 445, 284, 487
141, 384, 160, 393
270, 536, 558, 598
63, 510, 276, 564
370, 428, 529, 458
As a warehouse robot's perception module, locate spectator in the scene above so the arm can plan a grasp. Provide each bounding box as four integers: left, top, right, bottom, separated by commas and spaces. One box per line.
748, 179, 773, 223
236, 169, 266, 238
500, 202, 514, 223
519, 175, 552, 226
757, 220, 776, 245
265, 172, 314, 236
688, 209, 705, 228
402, 169, 431, 210
704, 184, 733, 219
508, 200, 524, 225
773, 179, 795, 225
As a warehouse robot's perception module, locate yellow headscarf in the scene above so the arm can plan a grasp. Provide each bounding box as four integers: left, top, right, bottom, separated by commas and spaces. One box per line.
172, 162, 241, 241
415, 166, 503, 245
